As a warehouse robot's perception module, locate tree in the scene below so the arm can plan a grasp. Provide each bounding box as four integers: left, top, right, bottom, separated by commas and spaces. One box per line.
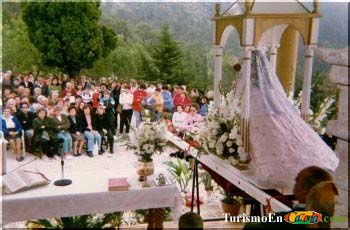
21, 2, 117, 78
2, 2, 45, 74
147, 25, 186, 85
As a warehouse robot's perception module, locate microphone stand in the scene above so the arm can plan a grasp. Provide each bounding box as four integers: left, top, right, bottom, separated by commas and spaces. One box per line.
54, 146, 72, 186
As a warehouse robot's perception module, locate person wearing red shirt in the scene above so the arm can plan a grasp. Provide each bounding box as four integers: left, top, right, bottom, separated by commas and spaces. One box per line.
173, 86, 185, 110
177, 92, 192, 111
91, 84, 101, 110
133, 83, 147, 128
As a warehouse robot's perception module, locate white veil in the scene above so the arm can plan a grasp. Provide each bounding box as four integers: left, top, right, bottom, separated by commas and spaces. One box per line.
238, 49, 339, 190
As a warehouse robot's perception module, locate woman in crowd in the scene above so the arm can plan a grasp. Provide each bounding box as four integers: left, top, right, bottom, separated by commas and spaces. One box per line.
48, 77, 62, 97
2, 107, 23, 162
154, 88, 164, 121
172, 105, 187, 133
110, 81, 121, 131
67, 106, 85, 157
161, 85, 174, 113
119, 84, 133, 136
76, 84, 84, 96
74, 95, 83, 115
6, 98, 19, 116
142, 90, 156, 121
198, 96, 208, 117
16, 102, 35, 152
176, 91, 192, 112
47, 105, 73, 159
81, 87, 92, 105
32, 108, 54, 159
185, 103, 203, 132
81, 105, 103, 157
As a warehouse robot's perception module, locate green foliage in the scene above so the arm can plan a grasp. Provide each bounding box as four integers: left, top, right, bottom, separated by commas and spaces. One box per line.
294, 71, 337, 119
201, 172, 213, 190
134, 208, 172, 223
2, 2, 42, 74
221, 191, 242, 205
21, 2, 116, 78
165, 159, 192, 193
26, 212, 123, 229
81, 41, 143, 80
142, 25, 186, 85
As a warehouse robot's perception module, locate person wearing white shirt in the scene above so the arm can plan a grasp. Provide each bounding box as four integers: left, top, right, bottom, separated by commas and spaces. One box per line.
119, 85, 134, 135
172, 105, 187, 132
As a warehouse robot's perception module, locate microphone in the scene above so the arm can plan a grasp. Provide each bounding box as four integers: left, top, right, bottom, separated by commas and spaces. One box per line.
54, 138, 72, 186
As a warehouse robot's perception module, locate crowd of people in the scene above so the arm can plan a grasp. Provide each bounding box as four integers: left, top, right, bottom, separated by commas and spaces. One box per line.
1, 70, 211, 161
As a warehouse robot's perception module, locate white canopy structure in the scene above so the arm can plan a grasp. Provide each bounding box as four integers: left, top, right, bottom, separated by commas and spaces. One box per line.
212, 1, 339, 190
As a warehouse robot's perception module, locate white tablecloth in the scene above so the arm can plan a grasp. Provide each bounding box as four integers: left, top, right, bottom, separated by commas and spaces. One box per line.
1, 146, 182, 225
2, 174, 181, 224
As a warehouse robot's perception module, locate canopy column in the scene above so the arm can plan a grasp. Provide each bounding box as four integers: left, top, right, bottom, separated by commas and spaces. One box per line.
301, 45, 316, 121
240, 46, 253, 161
214, 45, 223, 108
269, 44, 279, 73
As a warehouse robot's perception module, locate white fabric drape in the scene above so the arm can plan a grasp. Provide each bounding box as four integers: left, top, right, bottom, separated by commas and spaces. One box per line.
236, 49, 339, 190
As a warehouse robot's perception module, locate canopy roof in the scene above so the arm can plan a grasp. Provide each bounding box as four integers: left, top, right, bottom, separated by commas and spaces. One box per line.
222, 0, 311, 16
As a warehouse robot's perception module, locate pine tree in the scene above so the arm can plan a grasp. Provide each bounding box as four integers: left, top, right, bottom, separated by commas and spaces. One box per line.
151, 25, 186, 85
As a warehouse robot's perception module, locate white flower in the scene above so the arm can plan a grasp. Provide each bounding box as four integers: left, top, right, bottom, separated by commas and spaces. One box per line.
216, 143, 224, 155
229, 131, 237, 140
142, 143, 150, 152
229, 156, 239, 165
228, 147, 235, 153
309, 109, 314, 116
226, 140, 233, 148
219, 133, 228, 142
209, 140, 216, 149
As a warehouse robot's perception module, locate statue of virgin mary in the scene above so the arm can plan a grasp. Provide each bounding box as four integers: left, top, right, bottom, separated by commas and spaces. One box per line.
236, 50, 339, 190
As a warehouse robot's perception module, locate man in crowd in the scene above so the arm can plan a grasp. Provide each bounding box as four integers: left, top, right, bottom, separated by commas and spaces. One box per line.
34, 76, 49, 97
133, 83, 147, 128
161, 85, 174, 113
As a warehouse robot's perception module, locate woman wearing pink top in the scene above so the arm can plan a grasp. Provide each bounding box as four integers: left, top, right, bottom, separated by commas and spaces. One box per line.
185, 103, 203, 132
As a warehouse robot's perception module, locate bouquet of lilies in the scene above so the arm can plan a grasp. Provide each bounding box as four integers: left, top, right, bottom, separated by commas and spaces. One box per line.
127, 119, 168, 162
194, 91, 243, 165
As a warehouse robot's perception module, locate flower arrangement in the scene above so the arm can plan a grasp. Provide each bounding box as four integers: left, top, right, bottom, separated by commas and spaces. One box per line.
127, 119, 167, 162
194, 91, 244, 165
292, 90, 336, 135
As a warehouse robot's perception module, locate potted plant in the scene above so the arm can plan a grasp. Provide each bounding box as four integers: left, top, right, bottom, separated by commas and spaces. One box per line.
26, 212, 124, 229
165, 158, 194, 207
221, 191, 242, 216
201, 172, 214, 201
165, 159, 192, 194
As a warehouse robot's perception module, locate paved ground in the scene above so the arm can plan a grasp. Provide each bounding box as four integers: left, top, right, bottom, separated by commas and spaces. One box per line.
2, 139, 243, 229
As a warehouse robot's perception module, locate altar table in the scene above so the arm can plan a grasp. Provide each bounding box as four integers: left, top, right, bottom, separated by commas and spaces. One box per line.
1, 153, 181, 226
